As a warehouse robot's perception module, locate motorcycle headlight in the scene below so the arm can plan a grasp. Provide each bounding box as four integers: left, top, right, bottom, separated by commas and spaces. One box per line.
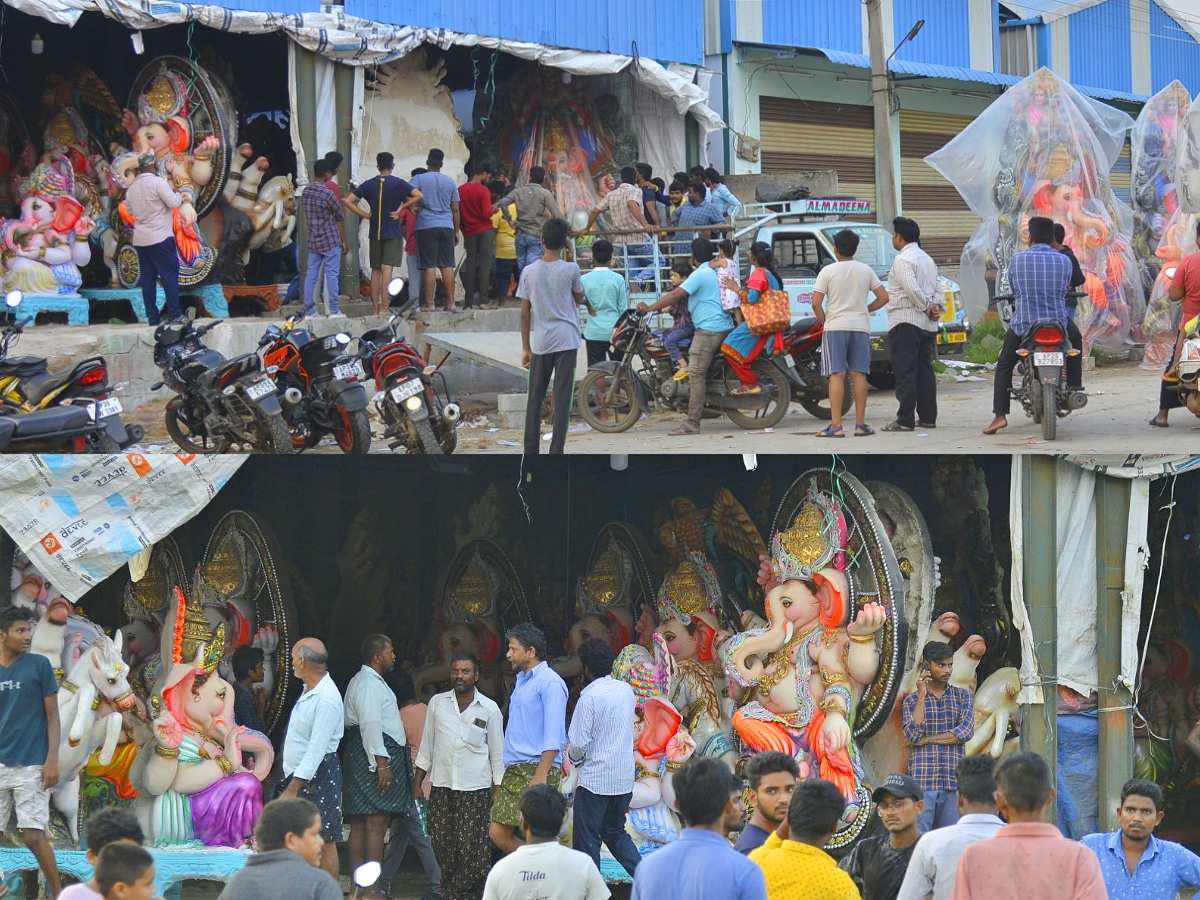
334, 332, 351, 345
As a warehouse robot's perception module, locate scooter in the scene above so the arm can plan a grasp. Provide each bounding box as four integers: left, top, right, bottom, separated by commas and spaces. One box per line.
1170, 308, 1200, 416
576, 309, 798, 432
0, 291, 142, 449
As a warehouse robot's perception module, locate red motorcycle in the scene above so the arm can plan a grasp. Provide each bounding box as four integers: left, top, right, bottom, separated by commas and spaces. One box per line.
779, 316, 853, 420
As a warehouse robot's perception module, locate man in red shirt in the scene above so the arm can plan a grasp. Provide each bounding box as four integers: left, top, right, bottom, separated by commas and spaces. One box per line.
1150, 219, 1200, 427
459, 161, 496, 309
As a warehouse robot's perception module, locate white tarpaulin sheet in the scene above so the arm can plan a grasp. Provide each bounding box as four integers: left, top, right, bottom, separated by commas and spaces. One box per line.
1009, 458, 1151, 704
0, 454, 244, 601
1063, 454, 1200, 478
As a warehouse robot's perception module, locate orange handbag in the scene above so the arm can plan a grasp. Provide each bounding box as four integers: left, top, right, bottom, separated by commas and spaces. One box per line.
743, 288, 791, 336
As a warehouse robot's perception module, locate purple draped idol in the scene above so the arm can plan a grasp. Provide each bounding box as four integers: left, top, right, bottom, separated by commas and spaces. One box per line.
190, 771, 262, 847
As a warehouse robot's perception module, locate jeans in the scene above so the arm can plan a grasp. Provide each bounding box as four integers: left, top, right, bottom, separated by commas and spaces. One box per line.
685, 329, 729, 430
495, 258, 518, 298
918, 789, 961, 833
462, 230, 496, 305
618, 241, 656, 286
406, 254, 425, 307
135, 237, 182, 324
993, 326, 1083, 415
515, 232, 543, 274
887, 323, 938, 427
572, 786, 640, 877
664, 323, 695, 362
379, 800, 441, 894
525, 348, 576, 454
304, 246, 341, 315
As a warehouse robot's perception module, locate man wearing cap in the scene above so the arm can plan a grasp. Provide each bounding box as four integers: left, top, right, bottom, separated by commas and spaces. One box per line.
838, 774, 924, 900
125, 152, 184, 325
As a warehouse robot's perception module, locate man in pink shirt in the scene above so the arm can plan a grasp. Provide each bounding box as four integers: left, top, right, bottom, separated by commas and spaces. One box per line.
951, 750, 1106, 900
124, 154, 184, 324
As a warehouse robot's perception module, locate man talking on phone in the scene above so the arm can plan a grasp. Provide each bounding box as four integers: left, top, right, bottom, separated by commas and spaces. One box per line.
902, 642, 973, 833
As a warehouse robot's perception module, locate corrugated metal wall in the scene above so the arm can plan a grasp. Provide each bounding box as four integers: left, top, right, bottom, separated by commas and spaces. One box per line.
1068, 0, 1133, 95
342, 0, 704, 63
899, 110, 979, 266
759, 1, 863, 56
1150, 1, 1200, 94
1111, 137, 1132, 205
893, 0, 971, 68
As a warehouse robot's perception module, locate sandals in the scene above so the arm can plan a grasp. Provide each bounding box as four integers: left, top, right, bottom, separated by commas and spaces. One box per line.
668, 424, 701, 436
882, 421, 914, 432
1149, 417, 1169, 428
732, 384, 762, 396
672, 367, 690, 381
815, 425, 845, 438
854, 423, 874, 437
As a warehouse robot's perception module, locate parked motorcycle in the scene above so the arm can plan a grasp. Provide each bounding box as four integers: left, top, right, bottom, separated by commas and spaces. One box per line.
258, 315, 371, 453
0, 291, 142, 449
0, 406, 122, 453
354, 279, 460, 454
996, 292, 1088, 440
577, 309, 797, 432
779, 316, 852, 420
151, 312, 293, 453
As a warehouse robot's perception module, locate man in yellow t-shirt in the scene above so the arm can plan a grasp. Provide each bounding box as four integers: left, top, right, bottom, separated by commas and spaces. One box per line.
490, 180, 518, 305
749, 779, 861, 900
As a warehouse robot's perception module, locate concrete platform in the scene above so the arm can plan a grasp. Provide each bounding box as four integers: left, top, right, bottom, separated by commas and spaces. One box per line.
423, 331, 588, 382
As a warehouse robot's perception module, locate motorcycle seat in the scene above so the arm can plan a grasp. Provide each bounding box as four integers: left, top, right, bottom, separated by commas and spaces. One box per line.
788, 317, 819, 336
0, 356, 49, 378
4, 406, 91, 437
21, 369, 79, 405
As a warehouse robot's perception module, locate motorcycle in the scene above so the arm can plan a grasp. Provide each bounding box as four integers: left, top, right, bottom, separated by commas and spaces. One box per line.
779, 315, 853, 420
576, 309, 798, 432
0, 291, 142, 449
151, 311, 293, 454
354, 278, 460, 454
996, 292, 1088, 440
258, 315, 371, 453
1171, 305, 1200, 417
0, 406, 122, 454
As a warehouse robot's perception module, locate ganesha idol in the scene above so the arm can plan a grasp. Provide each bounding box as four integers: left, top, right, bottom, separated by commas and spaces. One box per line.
0, 165, 93, 297
137, 587, 273, 848
723, 496, 888, 817
552, 544, 635, 683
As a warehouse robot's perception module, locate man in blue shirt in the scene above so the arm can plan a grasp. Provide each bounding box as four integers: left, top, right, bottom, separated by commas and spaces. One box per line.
344, 152, 421, 315
488, 622, 567, 856
637, 237, 734, 435
631, 757, 765, 900
670, 183, 725, 257
1081, 778, 1200, 900
409, 148, 462, 312
984, 215, 1082, 435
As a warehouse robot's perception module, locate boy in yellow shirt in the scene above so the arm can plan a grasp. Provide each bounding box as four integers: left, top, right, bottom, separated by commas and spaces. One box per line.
490, 180, 518, 304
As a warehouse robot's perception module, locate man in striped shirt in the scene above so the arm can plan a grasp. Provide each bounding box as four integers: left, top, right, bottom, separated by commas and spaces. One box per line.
567, 639, 640, 877
883, 216, 942, 432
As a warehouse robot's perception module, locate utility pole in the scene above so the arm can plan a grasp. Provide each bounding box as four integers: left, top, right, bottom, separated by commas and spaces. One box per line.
867, 0, 899, 226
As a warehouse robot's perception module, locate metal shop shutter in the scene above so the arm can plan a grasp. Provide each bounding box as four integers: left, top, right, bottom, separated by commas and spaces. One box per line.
760, 97, 876, 221
899, 109, 980, 267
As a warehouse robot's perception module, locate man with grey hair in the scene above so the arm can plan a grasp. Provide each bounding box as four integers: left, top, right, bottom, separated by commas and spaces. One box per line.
278, 638, 345, 880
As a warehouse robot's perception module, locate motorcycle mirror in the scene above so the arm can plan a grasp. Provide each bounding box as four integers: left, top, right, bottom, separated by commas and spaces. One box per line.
1165, 266, 1178, 279
387, 277, 405, 298
4, 291, 22, 309
353, 862, 381, 889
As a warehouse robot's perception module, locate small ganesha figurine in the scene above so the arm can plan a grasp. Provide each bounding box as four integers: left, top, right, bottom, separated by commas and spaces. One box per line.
723, 490, 888, 814
0, 165, 93, 297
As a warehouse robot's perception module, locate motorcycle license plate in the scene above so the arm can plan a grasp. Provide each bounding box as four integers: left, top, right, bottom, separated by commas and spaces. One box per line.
334, 361, 364, 381
784, 354, 795, 367
96, 397, 123, 418
245, 379, 275, 400
390, 380, 423, 402
1034, 352, 1064, 367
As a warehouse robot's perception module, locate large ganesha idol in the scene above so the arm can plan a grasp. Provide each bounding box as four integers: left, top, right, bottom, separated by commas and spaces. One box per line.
136, 586, 273, 848
1132, 82, 1190, 300
926, 67, 1142, 351
722, 472, 907, 848
0, 164, 94, 297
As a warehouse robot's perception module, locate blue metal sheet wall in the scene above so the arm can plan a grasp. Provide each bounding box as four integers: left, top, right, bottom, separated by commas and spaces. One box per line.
1068, 0, 1132, 95
342, 0, 703, 63
760, 0, 862, 56
1150, 1, 1200, 95
893, 0, 970, 68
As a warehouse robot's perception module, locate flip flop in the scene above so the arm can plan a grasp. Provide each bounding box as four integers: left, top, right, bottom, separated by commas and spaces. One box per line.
1148, 418, 1170, 428
672, 369, 690, 381
854, 423, 875, 436
668, 424, 700, 436
815, 425, 845, 438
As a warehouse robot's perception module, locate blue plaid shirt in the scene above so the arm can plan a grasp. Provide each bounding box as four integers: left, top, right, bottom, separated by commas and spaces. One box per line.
1008, 242, 1071, 335
671, 200, 726, 253
301, 180, 344, 254
902, 684, 973, 791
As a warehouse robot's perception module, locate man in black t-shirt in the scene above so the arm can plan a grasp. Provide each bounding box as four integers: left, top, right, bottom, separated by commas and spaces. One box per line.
839, 773, 924, 900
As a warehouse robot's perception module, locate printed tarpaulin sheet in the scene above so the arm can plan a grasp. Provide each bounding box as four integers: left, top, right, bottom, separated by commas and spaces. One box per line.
0, 454, 245, 601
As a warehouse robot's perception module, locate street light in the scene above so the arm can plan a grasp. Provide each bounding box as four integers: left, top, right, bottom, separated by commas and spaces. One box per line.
887, 19, 925, 63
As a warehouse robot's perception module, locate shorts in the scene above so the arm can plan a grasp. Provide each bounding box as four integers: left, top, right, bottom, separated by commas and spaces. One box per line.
417, 228, 456, 270
821, 330, 871, 375
369, 238, 404, 270
275, 753, 344, 842
0, 764, 49, 831
489, 762, 562, 828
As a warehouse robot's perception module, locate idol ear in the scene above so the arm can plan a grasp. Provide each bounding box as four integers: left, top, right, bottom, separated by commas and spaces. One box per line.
814, 569, 848, 628
167, 118, 190, 154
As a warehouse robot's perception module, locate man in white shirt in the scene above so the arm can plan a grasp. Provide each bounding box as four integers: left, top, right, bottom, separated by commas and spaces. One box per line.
896, 756, 1003, 900
883, 216, 943, 433
483, 784, 609, 900
278, 638, 345, 880
567, 639, 640, 877
343, 635, 412, 899
414, 651, 504, 900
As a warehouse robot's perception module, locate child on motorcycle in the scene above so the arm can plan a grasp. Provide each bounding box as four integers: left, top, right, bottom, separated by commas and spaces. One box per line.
664, 261, 695, 378
713, 239, 742, 325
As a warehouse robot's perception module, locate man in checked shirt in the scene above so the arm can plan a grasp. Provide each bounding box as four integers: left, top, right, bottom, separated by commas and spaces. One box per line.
902, 641, 973, 833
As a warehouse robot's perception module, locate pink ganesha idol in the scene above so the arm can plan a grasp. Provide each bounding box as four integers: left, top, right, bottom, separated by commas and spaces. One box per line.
0, 165, 93, 297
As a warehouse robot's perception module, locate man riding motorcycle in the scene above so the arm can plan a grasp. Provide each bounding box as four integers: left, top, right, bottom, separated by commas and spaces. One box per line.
984, 215, 1085, 435
1149, 217, 1200, 428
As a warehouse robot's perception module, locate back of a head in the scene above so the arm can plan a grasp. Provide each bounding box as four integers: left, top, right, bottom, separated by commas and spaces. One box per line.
376, 151, 394, 171
833, 229, 860, 258
1028, 216, 1055, 246
1052, 223, 1066, 244
577, 638, 616, 680
787, 779, 846, 839
636, 162, 653, 181
410, 167, 427, 178
672, 260, 694, 279
488, 178, 507, 196
892, 216, 920, 245
955, 755, 998, 806
521, 783, 567, 839
652, 177, 665, 191
529, 165, 546, 185
692, 237, 716, 264
255, 797, 321, 852
232, 645, 265, 681
137, 153, 157, 175
542, 217, 570, 252
690, 165, 706, 179
746, 751, 800, 789
620, 165, 637, 185
673, 757, 732, 826
922, 640, 954, 664
994, 750, 1052, 813
704, 166, 721, 184
427, 148, 445, 169
592, 238, 614, 267
313, 160, 329, 181
86, 807, 145, 854
718, 239, 735, 258
95, 843, 154, 898
324, 151, 344, 170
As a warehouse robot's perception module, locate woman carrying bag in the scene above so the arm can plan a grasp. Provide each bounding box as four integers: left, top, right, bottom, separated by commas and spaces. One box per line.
720, 242, 791, 395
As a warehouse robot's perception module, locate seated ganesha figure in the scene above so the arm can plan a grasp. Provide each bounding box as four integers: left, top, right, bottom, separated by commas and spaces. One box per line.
723, 498, 887, 816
